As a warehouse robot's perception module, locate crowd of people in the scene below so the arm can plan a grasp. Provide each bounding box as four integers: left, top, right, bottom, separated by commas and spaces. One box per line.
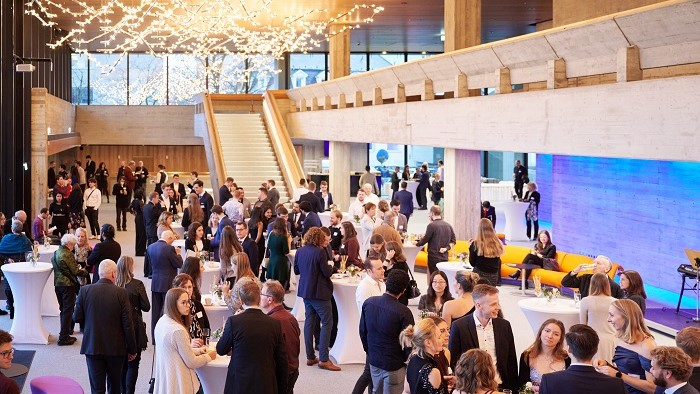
0, 157, 695, 394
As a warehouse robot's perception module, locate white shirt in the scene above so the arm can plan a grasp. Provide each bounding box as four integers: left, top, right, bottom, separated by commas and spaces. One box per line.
473, 313, 501, 384
365, 193, 379, 206
665, 383, 689, 394
348, 200, 366, 219
222, 199, 244, 222
355, 275, 386, 313
83, 187, 102, 209
293, 187, 307, 202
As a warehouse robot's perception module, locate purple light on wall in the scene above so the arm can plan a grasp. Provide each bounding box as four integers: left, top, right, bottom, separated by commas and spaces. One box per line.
324, 141, 329, 157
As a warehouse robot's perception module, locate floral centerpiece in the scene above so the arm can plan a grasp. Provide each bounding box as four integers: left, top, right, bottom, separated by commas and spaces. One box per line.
542, 287, 560, 302
346, 265, 361, 277
27, 245, 40, 267
43, 236, 51, 249
533, 275, 543, 297
199, 251, 210, 264
519, 381, 537, 394
330, 204, 339, 211
353, 215, 361, 224
212, 327, 224, 342
209, 282, 224, 301
458, 252, 473, 269
173, 213, 182, 223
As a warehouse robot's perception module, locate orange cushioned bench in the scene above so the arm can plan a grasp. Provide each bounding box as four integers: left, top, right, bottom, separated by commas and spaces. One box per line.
417, 243, 621, 288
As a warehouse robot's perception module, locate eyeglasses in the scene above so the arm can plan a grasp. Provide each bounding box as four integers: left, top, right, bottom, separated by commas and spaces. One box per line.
432, 280, 447, 285
260, 293, 273, 298
0, 348, 15, 358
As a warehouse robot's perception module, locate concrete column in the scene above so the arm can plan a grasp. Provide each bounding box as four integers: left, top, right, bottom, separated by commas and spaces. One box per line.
444, 0, 481, 52
443, 149, 481, 240
329, 142, 351, 211
31, 89, 49, 219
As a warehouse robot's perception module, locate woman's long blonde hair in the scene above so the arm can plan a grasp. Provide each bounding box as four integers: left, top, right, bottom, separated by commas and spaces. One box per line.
115, 256, 134, 287
474, 218, 504, 258
400, 318, 439, 359
611, 299, 653, 344
454, 349, 499, 393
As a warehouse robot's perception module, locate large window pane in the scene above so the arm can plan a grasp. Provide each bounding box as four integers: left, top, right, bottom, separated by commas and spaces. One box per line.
71, 54, 88, 105
248, 55, 280, 93
289, 53, 326, 88
89, 54, 127, 105
407, 53, 434, 62
208, 54, 247, 94
370, 53, 405, 70
128, 54, 166, 105
350, 53, 368, 74
168, 54, 206, 105
369, 143, 406, 195
407, 146, 444, 174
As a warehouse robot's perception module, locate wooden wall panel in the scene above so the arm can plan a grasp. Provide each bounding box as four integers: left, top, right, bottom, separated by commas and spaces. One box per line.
553, 0, 664, 26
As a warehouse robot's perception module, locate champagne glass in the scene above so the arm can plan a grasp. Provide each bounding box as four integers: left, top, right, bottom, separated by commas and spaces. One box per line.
202, 328, 211, 346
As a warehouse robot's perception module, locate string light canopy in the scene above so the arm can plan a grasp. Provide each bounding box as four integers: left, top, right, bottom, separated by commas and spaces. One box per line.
26, 0, 384, 76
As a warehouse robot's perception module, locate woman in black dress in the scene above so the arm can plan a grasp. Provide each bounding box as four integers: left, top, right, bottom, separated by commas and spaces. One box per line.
131, 190, 146, 256
66, 183, 85, 230
403, 318, 450, 394
510, 230, 556, 287
95, 162, 110, 203
468, 218, 504, 286
49, 192, 70, 236
384, 241, 411, 306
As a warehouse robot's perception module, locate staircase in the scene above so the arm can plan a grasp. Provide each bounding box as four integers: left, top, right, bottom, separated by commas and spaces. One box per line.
214, 113, 289, 203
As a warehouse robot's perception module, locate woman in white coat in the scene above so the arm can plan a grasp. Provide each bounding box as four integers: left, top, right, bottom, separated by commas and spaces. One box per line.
153, 287, 217, 394
359, 202, 380, 258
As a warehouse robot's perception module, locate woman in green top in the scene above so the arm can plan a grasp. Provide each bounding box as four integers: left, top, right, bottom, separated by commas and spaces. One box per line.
265, 217, 291, 286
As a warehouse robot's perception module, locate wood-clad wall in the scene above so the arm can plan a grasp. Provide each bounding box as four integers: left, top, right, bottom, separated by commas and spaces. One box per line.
553, 0, 664, 26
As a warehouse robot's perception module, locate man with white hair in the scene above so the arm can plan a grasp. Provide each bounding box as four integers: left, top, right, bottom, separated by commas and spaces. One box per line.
74, 259, 136, 394
2, 210, 29, 240
147, 229, 183, 342
363, 183, 379, 206
561, 255, 624, 298
359, 166, 379, 197
51, 233, 88, 346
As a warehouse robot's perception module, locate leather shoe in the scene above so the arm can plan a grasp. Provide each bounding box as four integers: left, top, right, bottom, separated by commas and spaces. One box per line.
57, 337, 77, 346
0, 309, 7, 316
306, 358, 319, 366
509, 270, 520, 280
318, 361, 341, 371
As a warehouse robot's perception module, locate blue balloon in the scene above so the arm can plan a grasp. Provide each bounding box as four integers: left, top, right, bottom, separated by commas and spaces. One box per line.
376, 149, 389, 164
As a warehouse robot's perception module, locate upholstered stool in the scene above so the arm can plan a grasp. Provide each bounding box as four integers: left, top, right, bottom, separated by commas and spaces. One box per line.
30, 376, 84, 394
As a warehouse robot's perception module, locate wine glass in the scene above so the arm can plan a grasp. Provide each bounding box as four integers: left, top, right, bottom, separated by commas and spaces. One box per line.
201, 328, 211, 347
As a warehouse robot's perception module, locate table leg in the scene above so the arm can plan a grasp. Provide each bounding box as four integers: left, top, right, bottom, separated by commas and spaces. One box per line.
521, 273, 526, 296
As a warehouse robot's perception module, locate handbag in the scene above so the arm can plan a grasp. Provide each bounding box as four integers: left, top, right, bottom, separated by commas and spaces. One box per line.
148, 347, 155, 393
543, 257, 559, 271
406, 268, 421, 299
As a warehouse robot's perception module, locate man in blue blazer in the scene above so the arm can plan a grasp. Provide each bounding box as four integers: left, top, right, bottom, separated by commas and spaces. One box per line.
540, 324, 626, 394
147, 230, 183, 342
393, 182, 414, 223
300, 201, 321, 236
210, 206, 234, 261
314, 180, 334, 212
235, 222, 259, 276
293, 228, 340, 371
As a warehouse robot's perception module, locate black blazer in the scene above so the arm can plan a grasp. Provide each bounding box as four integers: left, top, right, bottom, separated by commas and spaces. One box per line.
298, 192, 323, 213
518, 351, 571, 387
561, 273, 624, 299
74, 278, 137, 356
481, 206, 497, 227
124, 279, 150, 350
184, 238, 211, 254
240, 237, 259, 270
448, 313, 519, 391
540, 365, 627, 394
87, 238, 122, 283
148, 240, 184, 293
390, 172, 400, 192
288, 212, 305, 238
170, 182, 187, 206
143, 202, 163, 240
216, 308, 288, 394
314, 191, 334, 211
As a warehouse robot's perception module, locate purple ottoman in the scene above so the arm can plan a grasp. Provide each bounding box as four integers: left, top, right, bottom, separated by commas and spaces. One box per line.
30, 376, 84, 394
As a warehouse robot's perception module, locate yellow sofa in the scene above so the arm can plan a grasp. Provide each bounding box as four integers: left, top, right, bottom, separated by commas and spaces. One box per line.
415, 243, 622, 288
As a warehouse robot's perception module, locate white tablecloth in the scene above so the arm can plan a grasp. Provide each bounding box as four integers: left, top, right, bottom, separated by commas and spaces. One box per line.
518, 297, 581, 335
436, 261, 472, 298
1, 262, 53, 344
402, 243, 421, 274
499, 201, 529, 241
329, 276, 365, 364
196, 353, 230, 394
202, 294, 231, 334
406, 181, 422, 207
172, 239, 187, 260
37, 245, 60, 317
318, 211, 353, 227
172, 222, 185, 239
481, 181, 515, 202
201, 261, 222, 290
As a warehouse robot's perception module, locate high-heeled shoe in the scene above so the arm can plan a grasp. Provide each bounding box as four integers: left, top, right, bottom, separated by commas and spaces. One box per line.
509, 270, 521, 279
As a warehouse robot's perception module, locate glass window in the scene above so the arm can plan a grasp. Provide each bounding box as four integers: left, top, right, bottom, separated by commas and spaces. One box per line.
369, 53, 405, 70
208, 54, 247, 94
128, 54, 166, 105
407, 146, 444, 174
168, 54, 206, 105
248, 55, 280, 93
71, 54, 88, 105
350, 53, 368, 74
289, 53, 326, 88
369, 143, 406, 196
407, 53, 434, 62
89, 54, 127, 105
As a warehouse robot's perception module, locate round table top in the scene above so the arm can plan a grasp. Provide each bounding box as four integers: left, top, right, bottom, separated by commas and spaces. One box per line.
38, 245, 59, 253
172, 222, 184, 229
201, 294, 229, 309
1, 262, 52, 273
499, 200, 529, 206
507, 263, 541, 270
436, 261, 473, 271
200, 353, 230, 368
518, 297, 579, 314
331, 275, 362, 288
203, 261, 221, 272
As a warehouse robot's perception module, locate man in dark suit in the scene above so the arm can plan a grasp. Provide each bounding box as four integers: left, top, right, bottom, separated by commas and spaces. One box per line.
216, 279, 288, 394
73, 259, 136, 394
48, 161, 57, 189
314, 180, 334, 212
561, 255, 623, 298
288, 201, 305, 239
481, 201, 497, 227
416, 165, 431, 210
193, 179, 214, 233
85, 155, 96, 180
300, 201, 321, 236
298, 181, 323, 213
267, 179, 280, 206
235, 222, 259, 273
448, 284, 518, 392
294, 228, 340, 371
86, 224, 121, 283
261, 280, 301, 392
390, 166, 400, 199
148, 230, 183, 342
394, 182, 414, 223
219, 177, 234, 205
540, 324, 626, 394
389, 200, 409, 234
142, 192, 163, 277
170, 174, 187, 209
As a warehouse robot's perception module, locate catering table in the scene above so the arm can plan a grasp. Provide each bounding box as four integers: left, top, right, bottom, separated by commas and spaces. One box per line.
200, 261, 221, 290
499, 201, 529, 242
201, 294, 231, 335
406, 181, 422, 207
436, 261, 472, 298
330, 276, 365, 364
518, 297, 580, 335
1, 262, 53, 344
506, 263, 540, 296
481, 181, 515, 202
172, 239, 187, 260
172, 222, 185, 239
196, 352, 230, 394
318, 211, 353, 227
37, 245, 60, 317
402, 242, 421, 273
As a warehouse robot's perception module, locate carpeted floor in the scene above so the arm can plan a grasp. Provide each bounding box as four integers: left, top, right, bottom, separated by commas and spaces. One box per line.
8, 350, 34, 392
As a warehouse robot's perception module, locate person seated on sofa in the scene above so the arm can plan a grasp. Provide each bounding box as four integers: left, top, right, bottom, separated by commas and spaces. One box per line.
560, 255, 623, 299
510, 230, 557, 288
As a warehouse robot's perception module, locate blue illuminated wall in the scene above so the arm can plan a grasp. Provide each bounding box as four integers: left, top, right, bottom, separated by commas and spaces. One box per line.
542, 155, 700, 295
